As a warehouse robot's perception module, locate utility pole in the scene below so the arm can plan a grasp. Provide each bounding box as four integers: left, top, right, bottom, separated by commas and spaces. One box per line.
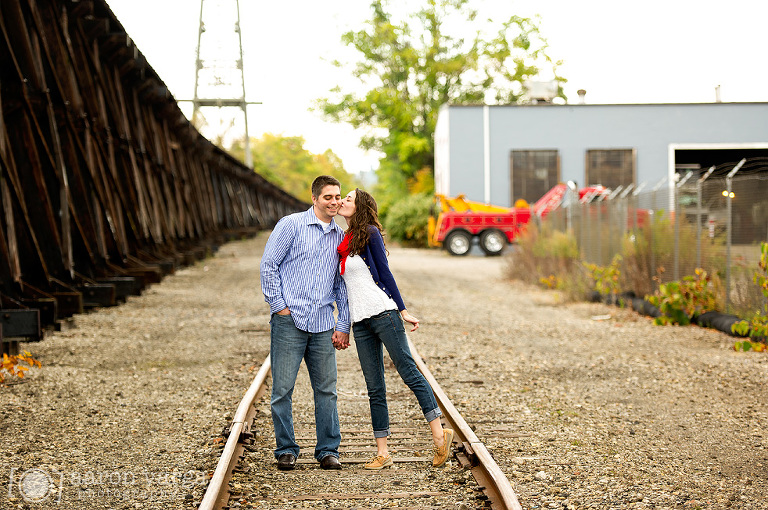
192, 0, 255, 168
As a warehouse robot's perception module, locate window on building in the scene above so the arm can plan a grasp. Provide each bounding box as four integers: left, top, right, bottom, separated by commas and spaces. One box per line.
585, 149, 636, 189
510, 150, 560, 204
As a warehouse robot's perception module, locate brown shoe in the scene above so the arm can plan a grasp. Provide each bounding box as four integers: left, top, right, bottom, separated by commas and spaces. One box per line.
320, 455, 342, 470
432, 429, 454, 467
364, 454, 394, 470
277, 453, 296, 471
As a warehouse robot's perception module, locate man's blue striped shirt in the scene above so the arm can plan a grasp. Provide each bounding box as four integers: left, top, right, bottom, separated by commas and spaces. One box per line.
260, 207, 350, 333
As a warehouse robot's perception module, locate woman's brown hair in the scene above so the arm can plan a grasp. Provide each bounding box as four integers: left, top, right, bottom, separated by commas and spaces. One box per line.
347, 189, 386, 256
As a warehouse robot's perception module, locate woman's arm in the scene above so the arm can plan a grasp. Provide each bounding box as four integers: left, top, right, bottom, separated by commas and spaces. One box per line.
400, 310, 420, 331
367, 227, 406, 311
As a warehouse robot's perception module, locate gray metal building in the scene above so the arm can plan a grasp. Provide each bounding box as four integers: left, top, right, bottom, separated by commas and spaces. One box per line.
434, 102, 768, 207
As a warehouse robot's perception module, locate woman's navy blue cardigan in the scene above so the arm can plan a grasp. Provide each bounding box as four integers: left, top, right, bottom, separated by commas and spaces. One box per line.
357, 226, 406, 312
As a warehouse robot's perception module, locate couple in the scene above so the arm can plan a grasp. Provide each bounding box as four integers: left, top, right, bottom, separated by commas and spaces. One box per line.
260, 175, 453, 472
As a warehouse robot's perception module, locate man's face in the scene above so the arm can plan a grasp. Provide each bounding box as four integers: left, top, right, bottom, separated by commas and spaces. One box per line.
312, 185, 341, 222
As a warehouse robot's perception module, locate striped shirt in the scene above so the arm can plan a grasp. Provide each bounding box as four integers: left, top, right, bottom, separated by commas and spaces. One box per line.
260, 207, 350, 333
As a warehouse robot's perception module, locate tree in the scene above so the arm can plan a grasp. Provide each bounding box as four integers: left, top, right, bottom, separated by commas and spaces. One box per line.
229, 134, 362, 201
317, 0, 565, 210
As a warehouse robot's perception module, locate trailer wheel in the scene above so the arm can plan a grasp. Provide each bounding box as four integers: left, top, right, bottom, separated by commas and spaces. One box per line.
444, 230, 472, 256
479, 229, 506, 256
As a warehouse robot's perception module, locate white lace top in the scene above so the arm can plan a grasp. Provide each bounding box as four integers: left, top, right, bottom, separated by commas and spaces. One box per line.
341, 254, 398, 323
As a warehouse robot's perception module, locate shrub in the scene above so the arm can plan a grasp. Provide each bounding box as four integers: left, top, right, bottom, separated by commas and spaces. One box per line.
506, 222, 589, 299
729, 257, 767, 319
383, 193, 433, 247
731, 242, 768, 350
584, 254, 623, 299
621, 214, 725, 300
506, 207, 733, 318
647, 268, 717, 326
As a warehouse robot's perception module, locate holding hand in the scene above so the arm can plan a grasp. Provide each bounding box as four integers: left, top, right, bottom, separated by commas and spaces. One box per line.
400, 310, 420, 331
332, 331, 350, 350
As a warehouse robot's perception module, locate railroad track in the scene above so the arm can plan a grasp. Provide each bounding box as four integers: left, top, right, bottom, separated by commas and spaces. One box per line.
198, 336, 522, 510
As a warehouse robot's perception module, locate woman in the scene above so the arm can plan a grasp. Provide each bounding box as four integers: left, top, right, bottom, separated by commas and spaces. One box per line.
337, 188, 453, 470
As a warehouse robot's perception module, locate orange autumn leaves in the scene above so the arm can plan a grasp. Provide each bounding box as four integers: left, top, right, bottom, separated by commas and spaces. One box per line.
1, 351, 41, 384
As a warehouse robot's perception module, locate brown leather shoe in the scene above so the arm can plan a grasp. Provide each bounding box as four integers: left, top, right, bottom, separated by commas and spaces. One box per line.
432, 429, 454, 467
364, 454, 393, 470
319, 455, 341, 470
277, 453, 296, 471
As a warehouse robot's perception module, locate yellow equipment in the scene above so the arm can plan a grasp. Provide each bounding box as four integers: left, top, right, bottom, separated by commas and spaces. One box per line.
432, 194, 515, 214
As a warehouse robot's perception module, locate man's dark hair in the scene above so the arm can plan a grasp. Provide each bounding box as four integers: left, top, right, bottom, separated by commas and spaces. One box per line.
311, 175, 341, 198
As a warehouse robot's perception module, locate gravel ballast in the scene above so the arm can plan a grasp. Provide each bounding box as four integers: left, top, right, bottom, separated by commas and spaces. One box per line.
1, 234, 767, 509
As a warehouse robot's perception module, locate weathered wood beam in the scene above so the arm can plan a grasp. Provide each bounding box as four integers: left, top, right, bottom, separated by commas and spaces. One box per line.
0, 0, 308, 335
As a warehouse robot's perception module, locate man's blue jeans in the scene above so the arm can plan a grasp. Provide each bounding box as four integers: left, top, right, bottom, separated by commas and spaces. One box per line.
269, 313, 340, 461
353, 309, 441, 438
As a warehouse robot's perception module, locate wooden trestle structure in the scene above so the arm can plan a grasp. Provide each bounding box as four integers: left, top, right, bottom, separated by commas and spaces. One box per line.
0, 0, 307, 351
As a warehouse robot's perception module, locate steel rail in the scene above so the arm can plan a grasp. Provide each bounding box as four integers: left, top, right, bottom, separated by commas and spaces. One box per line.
408, 336, 523, 510
199, 355, 271, 510
201, 340, 521, 510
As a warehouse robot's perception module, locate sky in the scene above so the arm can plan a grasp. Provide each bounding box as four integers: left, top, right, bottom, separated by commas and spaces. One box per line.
104, 0, 768, 176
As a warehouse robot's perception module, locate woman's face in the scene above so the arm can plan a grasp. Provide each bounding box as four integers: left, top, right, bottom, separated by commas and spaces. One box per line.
338, 190, 357, 218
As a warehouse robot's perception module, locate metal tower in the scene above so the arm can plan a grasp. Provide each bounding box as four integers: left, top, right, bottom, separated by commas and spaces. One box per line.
192, 0, 254, 167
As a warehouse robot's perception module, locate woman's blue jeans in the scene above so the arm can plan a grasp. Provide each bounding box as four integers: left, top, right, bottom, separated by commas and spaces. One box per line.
269, 313, 340, 461
353, 309, 441, 438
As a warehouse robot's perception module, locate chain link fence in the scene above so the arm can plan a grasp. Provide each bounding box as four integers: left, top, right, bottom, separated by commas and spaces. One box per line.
542, 158, 768, 315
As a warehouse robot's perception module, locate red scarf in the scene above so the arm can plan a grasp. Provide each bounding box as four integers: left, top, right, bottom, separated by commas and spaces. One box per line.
337, 232, 353, 275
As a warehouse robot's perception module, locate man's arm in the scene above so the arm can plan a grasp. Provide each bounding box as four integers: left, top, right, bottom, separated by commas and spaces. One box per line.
333, 269, 350, 333
260, 218, 294, 314
332, 268, 351, 349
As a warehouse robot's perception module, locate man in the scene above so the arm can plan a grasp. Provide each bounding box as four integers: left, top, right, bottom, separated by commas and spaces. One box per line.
260, 175, 350, 471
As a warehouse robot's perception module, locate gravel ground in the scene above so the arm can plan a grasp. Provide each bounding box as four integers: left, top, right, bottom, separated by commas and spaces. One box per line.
1, 238, 270, 509
229, 312, 481, 509
2, 234, 767, 509
391, 247, 768, 510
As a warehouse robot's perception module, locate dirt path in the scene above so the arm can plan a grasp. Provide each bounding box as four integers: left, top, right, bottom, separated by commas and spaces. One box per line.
390, 246, 768, 509
1, 235, 766, 509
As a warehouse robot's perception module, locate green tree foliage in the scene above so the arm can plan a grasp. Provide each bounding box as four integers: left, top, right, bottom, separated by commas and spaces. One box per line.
383, 193, 434, 247
229, 134, 362, 201
317, 0, 565, 208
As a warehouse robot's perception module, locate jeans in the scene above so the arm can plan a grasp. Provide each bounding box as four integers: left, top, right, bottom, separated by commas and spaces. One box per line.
353, 309, 441, 438
269, 313, 340, 461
